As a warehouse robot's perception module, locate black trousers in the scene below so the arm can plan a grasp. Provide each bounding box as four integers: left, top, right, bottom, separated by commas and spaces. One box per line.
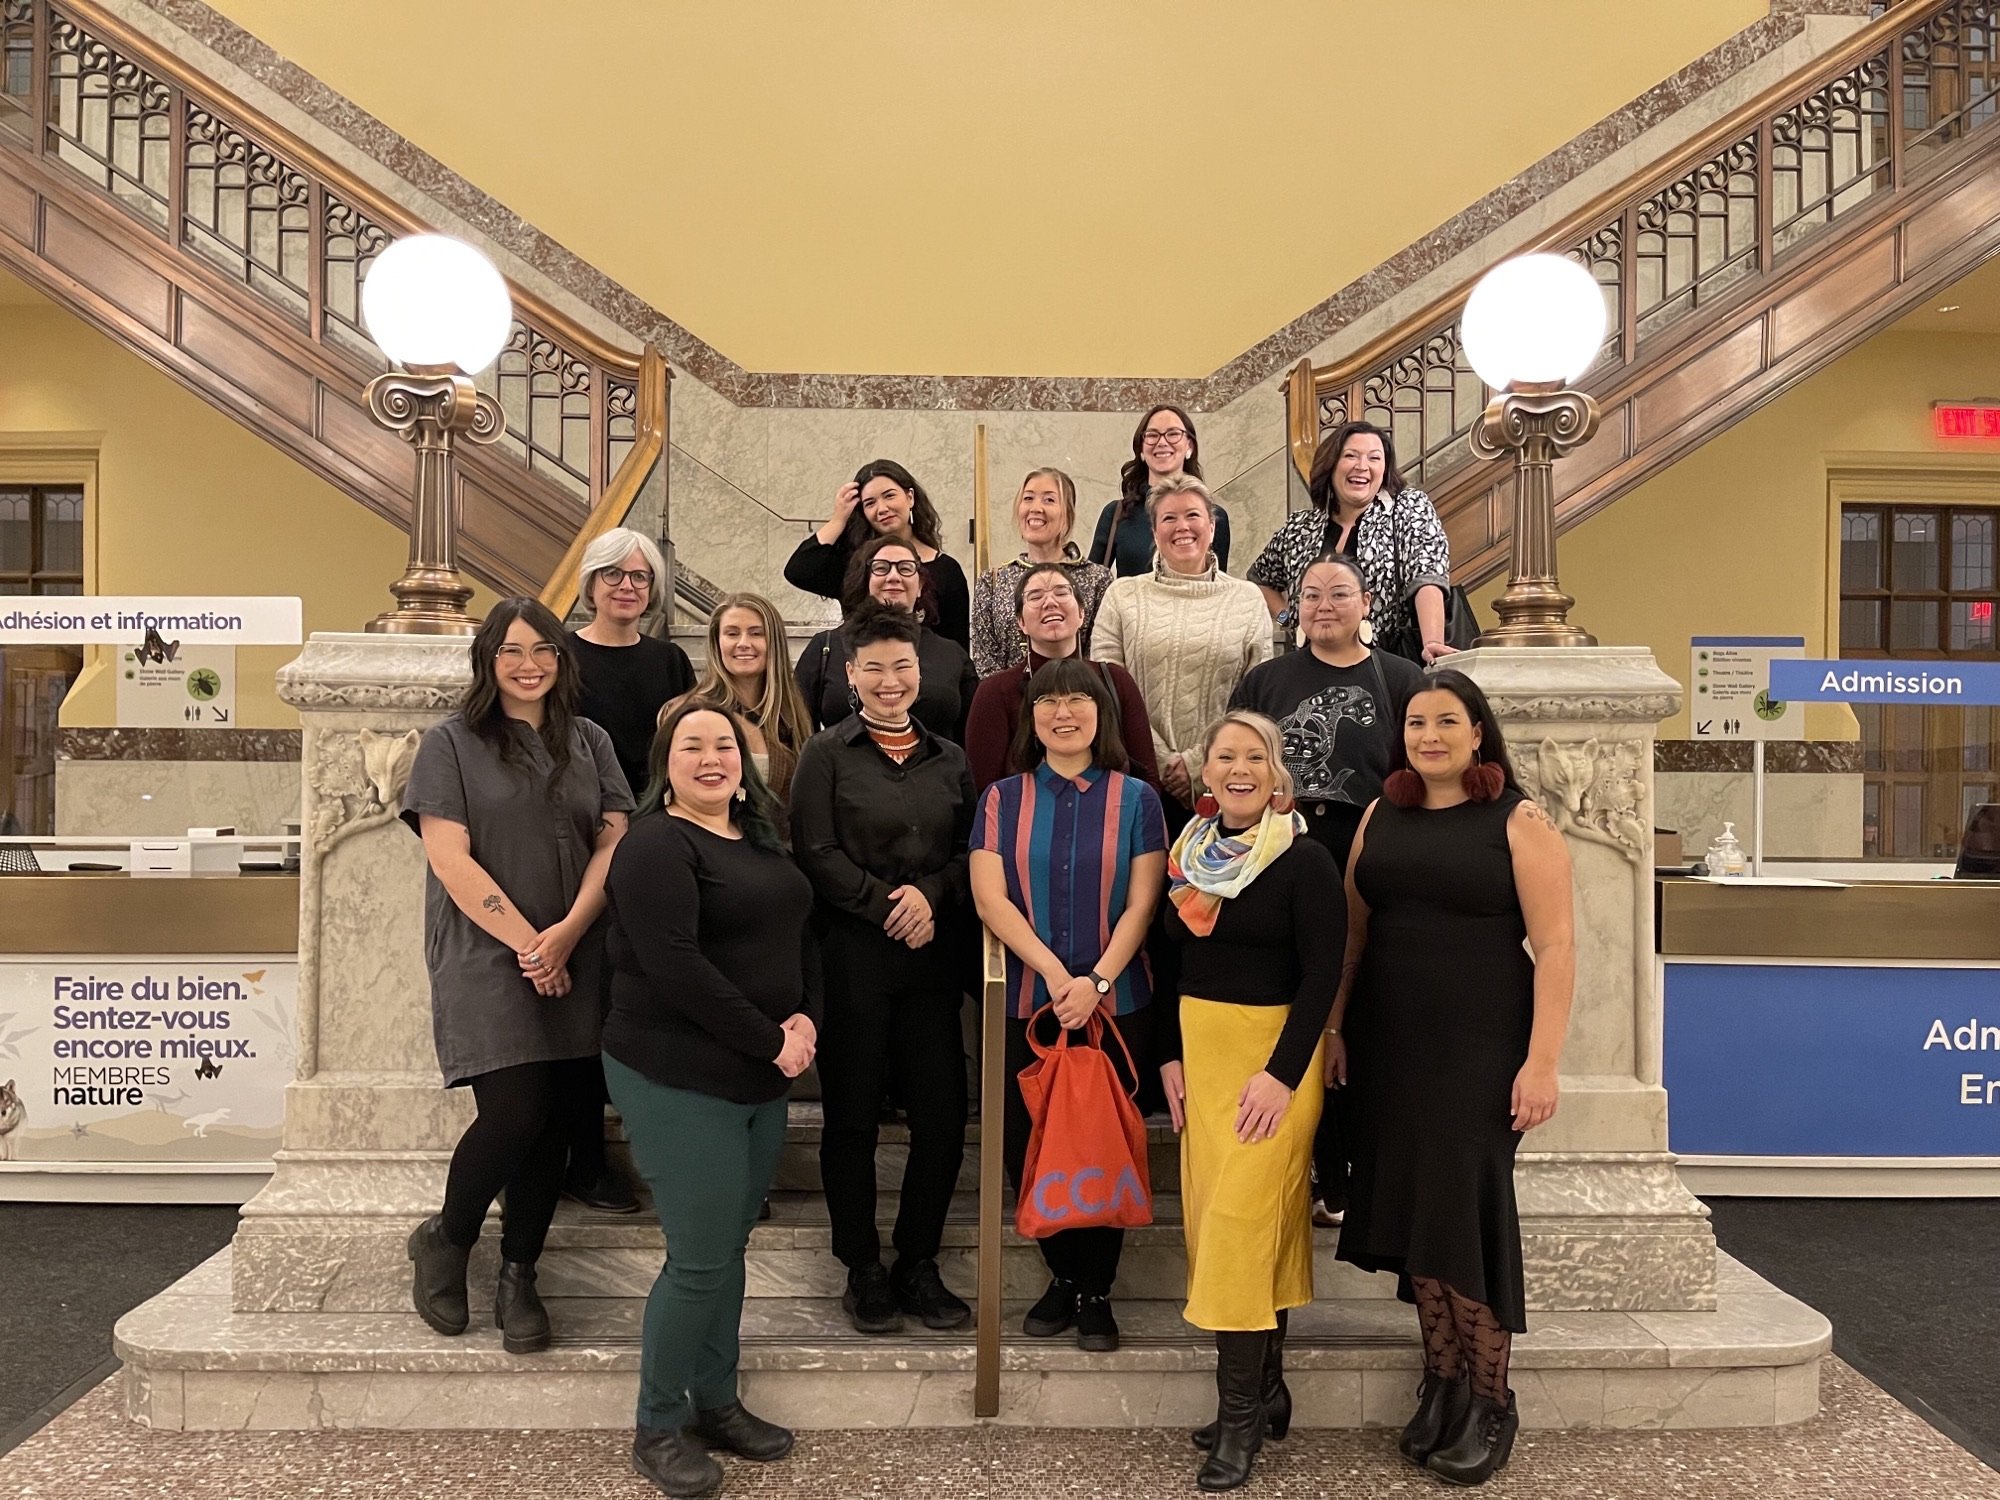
563, 1057, 613, 1185
440, 1055, 602, 1263
1002, 1005, 1153, 1297
817, 925, 968, 1270
1313, 1077, 1354, 1213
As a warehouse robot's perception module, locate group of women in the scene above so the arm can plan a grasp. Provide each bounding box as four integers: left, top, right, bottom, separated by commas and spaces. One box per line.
395, 408, 1575, 1498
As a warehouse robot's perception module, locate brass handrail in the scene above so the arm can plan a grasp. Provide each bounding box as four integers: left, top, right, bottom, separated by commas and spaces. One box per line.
539, 344, 672, 618
1286, 0, 1966, 481
974, 927, 1008, 1418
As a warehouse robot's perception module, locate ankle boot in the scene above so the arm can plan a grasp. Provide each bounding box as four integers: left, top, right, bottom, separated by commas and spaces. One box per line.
494, 1259, 550, 1354
1426, 1389, 1519, 1487
633, 1424, 723, 1498
1195, 1330, 1268, 1492
407, 1215, 471, 1336
689, 1399, 794, 1460
1399, 1369, 1471, 1466
1191, 1310, 1290, 1450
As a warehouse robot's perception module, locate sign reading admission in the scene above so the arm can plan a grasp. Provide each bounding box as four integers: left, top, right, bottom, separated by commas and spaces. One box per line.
0, 597, 302, 646
1768, 659, 2000, 706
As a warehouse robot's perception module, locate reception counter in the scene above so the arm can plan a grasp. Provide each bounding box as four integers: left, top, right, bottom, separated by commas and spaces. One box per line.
0, 858, 299, 1203
1659, 875, 2000, 1195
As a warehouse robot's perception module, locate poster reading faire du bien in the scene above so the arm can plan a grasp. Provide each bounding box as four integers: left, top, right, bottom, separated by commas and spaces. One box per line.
0, 958, 297, 1167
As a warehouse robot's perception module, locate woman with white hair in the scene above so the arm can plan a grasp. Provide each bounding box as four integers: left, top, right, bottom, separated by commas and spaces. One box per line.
563, 526, 691, 1217
568, 528, 695, 804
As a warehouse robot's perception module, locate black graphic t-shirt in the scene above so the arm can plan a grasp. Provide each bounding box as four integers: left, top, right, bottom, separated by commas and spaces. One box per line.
1229, 647, 1424, 870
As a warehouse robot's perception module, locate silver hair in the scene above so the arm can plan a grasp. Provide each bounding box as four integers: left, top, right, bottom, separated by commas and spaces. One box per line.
576, 527, 667, 619
1145, 473, 1217, 521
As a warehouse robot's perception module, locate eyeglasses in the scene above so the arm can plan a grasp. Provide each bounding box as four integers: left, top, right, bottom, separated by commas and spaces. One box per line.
596, 567, 653, 589
1300, 588, 1364, 605
1142, 429, 1189, 448
1033, 693, 1095, 713
869, 559, 921, 578
496, 643, 559, 665
1020, 585, 1076, 607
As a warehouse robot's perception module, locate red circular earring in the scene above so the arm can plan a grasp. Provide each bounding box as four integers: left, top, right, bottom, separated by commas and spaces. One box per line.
1194, 793, 1220, 819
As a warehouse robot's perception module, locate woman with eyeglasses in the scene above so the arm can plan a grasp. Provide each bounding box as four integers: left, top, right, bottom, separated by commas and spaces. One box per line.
964, 561, 1157, 797
401, 598, 634, 1357
1089, 405, 1232, 579
1229, 552, 1421, 1229
796, 535, 980, 742
971, 658, 1167, 1353
969, 467, 1113, 677
1246, 421, 1456, 665
567, 527, 696, 809
784, 458, 973, 650
665, 592, 815, 808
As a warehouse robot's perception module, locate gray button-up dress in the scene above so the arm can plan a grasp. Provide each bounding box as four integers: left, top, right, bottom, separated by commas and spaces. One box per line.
400, 714, 636, 1086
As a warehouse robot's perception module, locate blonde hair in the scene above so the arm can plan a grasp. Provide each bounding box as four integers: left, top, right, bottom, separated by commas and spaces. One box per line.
1200, 710, 1296, 805
576, 527, 668, 620
1146, 473, 1217, 521
1016, 467, 1078, 546
673, 593, 813, 802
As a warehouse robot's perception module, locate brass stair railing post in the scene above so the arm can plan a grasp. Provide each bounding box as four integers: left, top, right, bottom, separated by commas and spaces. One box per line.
974, 927, 1007, 1418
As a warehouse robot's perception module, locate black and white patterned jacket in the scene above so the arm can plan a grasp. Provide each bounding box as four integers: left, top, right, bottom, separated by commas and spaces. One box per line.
1245, 489, 1450, 645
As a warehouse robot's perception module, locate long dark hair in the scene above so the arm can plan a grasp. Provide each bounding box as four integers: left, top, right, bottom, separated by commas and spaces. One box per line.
1009, 657, 1128, 775
640, 697, 786, 854
1106, 404, 1203, 551
460, 597, 580, 794
840, 533, 927, 617
1385, 668, 1522, 795
843, 458, 944, 552
1307, 420, 1407, 514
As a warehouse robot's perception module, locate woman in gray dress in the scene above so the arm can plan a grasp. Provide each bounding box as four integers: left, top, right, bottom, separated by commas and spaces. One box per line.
401, 597, 635, 1353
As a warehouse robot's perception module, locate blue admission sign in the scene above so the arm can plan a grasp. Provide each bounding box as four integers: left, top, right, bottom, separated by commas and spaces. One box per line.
1768, 658, 2000, 706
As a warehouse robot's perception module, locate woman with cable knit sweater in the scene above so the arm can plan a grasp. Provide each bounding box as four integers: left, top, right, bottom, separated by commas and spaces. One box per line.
1090, 477, 1273, 829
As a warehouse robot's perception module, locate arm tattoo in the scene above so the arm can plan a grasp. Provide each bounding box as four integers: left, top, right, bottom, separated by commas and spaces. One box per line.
1519, 800, 1557, 829
481, 894, 506, 915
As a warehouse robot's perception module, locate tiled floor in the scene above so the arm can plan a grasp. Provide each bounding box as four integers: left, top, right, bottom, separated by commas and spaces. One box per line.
2, 1358, 1995, 1499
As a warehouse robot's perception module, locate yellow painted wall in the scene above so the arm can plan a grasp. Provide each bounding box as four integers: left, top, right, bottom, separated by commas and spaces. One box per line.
0, 292, 492, 727
206, 0, 1765, 377
1473, 328, 2000, 740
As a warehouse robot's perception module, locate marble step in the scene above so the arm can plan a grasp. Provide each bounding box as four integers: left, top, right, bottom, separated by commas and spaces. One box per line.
539, 1189, 1393, 1305
117, 1247, 1830, 1433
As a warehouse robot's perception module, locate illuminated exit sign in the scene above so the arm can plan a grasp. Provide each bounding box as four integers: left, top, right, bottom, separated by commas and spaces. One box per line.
1934, 402, 2000, 437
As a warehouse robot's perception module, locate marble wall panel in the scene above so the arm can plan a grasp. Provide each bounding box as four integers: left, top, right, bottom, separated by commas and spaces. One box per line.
55, 758, 301, 836
1655, 771, 1864, 859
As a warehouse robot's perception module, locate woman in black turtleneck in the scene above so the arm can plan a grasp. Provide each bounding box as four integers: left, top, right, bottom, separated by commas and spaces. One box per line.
789, 603, 977, 1340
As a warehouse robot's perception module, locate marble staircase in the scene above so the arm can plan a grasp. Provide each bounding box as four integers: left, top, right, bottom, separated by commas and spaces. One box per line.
114, 1103, 1832, 1432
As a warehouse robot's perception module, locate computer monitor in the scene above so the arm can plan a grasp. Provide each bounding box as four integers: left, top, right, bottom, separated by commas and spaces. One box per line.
1953, 803, 2000, 879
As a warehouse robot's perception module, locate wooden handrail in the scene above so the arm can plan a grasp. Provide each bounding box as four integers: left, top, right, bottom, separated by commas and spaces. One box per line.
538, 344, 672, 618
1287, 0, 1957, 480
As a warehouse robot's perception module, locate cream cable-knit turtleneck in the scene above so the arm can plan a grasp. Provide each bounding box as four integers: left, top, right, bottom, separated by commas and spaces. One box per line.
1089, 557, 1274, 788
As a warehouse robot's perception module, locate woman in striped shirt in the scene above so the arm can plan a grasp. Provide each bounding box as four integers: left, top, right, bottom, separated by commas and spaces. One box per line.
970, 657, 1168, 1353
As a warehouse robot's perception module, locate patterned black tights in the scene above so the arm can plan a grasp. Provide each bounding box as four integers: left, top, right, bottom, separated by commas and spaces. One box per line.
1410, 1277, 1513, 1404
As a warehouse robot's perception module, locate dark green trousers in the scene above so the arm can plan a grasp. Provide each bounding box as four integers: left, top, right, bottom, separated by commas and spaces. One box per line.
604, 1053, 788, 1429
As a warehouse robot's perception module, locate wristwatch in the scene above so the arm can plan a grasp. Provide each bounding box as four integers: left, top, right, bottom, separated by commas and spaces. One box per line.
1089, 972, 1113, 997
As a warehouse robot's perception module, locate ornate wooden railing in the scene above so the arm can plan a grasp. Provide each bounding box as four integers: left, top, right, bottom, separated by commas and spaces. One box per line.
1286, 0, 2000, 585
0, 0, 668, 602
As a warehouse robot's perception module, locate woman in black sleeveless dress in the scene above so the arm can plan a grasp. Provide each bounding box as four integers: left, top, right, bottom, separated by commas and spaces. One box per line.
1328, 669, 1574, 1487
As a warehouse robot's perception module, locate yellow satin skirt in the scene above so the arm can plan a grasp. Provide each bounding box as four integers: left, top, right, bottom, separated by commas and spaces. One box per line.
1180, 996, 1323, 1332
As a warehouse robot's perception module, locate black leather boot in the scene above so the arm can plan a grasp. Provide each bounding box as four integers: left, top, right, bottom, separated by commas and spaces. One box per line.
406, 1215, 471, 1336
1398, 1369, 1471, 1466
494, 1259, 550, 1354
689, 1399, 795, 1460
633, 1424, 723, 1498
1191, 1310, 1289, 1450
1195, 1330, 1268, 1492
1426, 1389, 1519, 1486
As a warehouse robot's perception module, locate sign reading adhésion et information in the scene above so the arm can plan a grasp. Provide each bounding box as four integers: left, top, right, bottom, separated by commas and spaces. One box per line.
0, 958, 296, 1168
0, 596, 302, 646
1769, 658, 2000, 705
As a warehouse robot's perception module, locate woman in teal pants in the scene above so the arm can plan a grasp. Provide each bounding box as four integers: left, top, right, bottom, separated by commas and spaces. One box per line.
603, 697, 821, 1498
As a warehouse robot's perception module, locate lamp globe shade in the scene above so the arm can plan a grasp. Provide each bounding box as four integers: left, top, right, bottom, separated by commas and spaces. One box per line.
1459, 252, 1607, 391
361, 234, 514, 373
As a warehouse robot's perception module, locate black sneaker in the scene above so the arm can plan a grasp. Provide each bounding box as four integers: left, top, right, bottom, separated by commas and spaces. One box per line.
1075, 1293, 1120, 1352
891, 1257, 972, 1330
1022, 1278, 1078, 1338
562, 1168, 641, 1215
842, 1262, 904, 1335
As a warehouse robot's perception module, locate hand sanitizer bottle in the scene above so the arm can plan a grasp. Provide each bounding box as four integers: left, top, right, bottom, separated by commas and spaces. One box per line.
1706, 821, 1748, 876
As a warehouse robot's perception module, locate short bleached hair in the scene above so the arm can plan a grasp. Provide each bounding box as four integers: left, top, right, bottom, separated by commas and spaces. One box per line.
1200, 709, 1297, 805
576, 527, 667, 618
1146, 474, 1217, 521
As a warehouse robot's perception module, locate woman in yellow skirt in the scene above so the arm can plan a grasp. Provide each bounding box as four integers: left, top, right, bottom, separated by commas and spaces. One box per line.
1156, 710, 1344, 1492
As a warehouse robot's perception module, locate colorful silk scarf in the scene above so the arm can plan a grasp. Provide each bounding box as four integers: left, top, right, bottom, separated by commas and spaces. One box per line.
1167, 805, 1308, 937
